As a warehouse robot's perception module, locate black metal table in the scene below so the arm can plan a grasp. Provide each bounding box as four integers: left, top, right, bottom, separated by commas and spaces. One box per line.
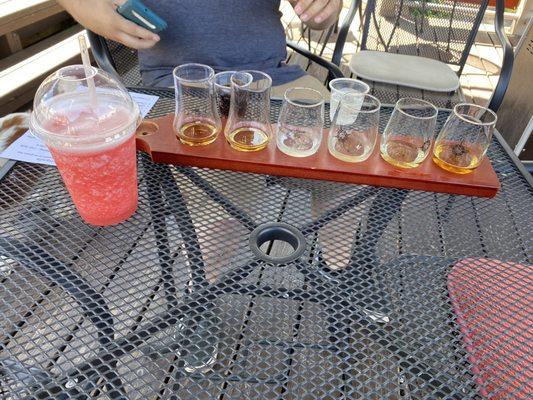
0, 88, 531, 399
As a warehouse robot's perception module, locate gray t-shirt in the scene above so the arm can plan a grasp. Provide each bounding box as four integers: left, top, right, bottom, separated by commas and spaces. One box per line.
139, 0, 306, 87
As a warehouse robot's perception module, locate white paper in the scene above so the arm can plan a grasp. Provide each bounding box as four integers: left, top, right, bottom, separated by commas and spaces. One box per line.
1, 134, 55, 165
130, 92, 159, 118
0, 92, 159, 166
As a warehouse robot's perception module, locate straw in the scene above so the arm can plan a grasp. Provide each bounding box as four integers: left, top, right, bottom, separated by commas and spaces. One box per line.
332, 91, 348, 125
78, 35, 97, 107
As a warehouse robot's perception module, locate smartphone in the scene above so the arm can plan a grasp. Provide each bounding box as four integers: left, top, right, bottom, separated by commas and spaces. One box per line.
117, 0, 167, 33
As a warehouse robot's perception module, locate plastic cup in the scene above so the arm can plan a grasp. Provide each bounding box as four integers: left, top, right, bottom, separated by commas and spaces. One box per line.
30, 65, 140, 226
329, 78, 370, 124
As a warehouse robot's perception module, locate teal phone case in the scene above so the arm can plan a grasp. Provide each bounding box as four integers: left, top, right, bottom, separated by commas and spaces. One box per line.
117, 0, 167, 33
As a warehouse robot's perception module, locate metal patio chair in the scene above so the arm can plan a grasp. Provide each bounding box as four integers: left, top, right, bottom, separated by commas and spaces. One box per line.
287, 0, 363, 83
292, 0, 362, 55
332, 0, 513, 111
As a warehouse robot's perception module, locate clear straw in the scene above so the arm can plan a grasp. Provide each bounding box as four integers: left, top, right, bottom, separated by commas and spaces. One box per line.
78, 35, 97, 107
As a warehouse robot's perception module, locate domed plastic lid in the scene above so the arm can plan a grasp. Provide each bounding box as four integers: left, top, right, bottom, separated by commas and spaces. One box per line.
30, 65, 140, 149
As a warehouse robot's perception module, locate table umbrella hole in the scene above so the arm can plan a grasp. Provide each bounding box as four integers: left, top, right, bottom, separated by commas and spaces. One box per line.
249, 223, 306, 264
136, 121, 159, 137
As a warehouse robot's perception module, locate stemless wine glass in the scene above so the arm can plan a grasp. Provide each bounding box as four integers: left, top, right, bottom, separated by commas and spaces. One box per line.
276, 87, 324, 157
173, 63, 221, 146
380, 98, 438, 168
214, 71, 235, 119
328, 93, 380, 163
433, 103, 497, 174
225, 70, 273, 152
329, 78, 370, 123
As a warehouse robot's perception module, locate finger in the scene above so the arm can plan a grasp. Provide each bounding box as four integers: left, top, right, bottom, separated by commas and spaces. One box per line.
314, 0, 339, 23
292, 0, 313, 16
116, 15, 160, 42
112, 0, 128, 7
115, 31, 158, 49
300, 0, 329, 22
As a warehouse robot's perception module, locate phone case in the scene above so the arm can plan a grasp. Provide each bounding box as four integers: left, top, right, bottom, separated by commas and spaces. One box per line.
117, 0, 167, 33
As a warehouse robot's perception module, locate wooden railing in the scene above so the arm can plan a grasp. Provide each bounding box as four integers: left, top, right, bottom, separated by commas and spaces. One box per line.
0, 0, 89, 116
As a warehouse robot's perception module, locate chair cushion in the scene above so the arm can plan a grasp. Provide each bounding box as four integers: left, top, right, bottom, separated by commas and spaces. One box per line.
349, 50, 460, 92
448, 258, 532, 399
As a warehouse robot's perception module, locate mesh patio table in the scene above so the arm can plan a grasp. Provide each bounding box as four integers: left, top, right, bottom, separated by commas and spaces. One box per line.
0, 87, 531, 399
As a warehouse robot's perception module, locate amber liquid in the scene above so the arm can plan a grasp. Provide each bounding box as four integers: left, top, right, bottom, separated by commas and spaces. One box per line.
227, 127, 270, 151
432, 142, 479, 174
380, 139, 427, 168
177, 121, 218, 146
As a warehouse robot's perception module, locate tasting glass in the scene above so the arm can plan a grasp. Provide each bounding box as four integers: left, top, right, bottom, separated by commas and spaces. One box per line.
276, 87, 324, 157
328, 93, 380, 163
225, 70, 273, 152
380, 98, 438, 168
433, 103, 497, 174
173, 63, 221, 146
329, 78, 370, 123
214, 71, 235, 119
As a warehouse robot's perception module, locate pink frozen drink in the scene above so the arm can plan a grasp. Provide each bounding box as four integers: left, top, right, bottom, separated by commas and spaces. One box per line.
30, 66, 140, 226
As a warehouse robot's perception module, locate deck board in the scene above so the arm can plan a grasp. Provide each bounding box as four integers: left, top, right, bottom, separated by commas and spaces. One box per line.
0, 0, 63, 37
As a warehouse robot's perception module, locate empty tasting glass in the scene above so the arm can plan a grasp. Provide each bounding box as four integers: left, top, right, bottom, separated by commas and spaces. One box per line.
214, 71, 235, 119
277, 87, 324, 157
225, 70, 273, 152
433, 103, 497, 174
380, 98, 438, 168
173, 63, 221, 146
328, 93, 380, 163
329, 78, 370, 123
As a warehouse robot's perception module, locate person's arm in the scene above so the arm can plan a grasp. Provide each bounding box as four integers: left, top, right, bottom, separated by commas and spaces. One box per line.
57, 0, 160, 49
289, 0, 342, 31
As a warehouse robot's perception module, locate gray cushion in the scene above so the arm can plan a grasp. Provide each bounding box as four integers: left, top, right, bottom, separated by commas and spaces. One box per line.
349, 50, 460, 92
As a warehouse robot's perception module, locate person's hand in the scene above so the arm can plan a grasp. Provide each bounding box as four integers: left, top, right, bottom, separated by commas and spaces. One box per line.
290, 0, 342, 30
57, 0, 160, 49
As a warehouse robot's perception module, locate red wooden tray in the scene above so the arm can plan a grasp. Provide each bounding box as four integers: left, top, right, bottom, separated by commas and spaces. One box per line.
135, 114, 500, 198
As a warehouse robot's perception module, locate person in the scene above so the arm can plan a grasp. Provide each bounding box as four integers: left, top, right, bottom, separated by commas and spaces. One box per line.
57, 0, 341, 97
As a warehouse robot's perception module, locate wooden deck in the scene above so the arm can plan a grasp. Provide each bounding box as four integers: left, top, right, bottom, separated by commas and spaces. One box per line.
281, 1, 520, 107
